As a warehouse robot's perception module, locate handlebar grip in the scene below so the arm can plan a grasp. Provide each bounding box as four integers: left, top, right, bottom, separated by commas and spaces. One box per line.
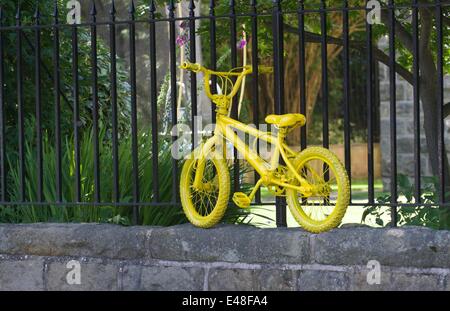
180, 62, 202, 72
258, 66, 273, 74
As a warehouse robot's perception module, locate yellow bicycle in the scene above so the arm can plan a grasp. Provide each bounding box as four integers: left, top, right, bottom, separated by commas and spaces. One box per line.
179, 62, 350, 233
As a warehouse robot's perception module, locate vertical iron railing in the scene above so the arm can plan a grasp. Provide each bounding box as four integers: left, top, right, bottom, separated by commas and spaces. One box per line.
298, 0, 307, 152
53, 1, 62, 203
72, 13, 81, 203
342, 0, 351, 196
0, 6, 5, 202
168, 0, 178, 204
388, 0, 398, 226
34, 2, 43, 203
251, 0, 261, 204
90, 0, 101, 204
189, 0, 198, 151
272, 0, 286, 227
149, 0, 159, 203
366, 1, 375, 204
412, 0, 421, 204
436, 0, 445, 204
16, 6, 25, 202
129, 1, 140, 223
110, 0, 120, 204
209, 0, 217, 124
230, 0, 240, 196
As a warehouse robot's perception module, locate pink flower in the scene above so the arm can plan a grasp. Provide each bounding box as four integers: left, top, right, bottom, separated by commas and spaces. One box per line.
176, 34, 188, 47
237, 39, 247, 49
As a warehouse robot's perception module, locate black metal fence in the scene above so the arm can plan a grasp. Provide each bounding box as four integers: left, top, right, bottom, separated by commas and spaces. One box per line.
0, 0, 449, 227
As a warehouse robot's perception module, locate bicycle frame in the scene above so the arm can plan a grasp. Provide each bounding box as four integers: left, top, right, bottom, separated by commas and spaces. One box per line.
192, 114, 313, 201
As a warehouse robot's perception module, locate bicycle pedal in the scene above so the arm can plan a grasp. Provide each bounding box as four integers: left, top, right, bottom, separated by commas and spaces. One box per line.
232, 192, 251, 208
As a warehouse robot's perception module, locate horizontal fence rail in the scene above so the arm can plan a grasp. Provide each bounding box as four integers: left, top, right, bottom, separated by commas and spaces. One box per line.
0, 0, 449, 228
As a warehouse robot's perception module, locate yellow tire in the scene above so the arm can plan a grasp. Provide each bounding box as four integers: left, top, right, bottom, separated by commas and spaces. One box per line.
286, 147, 350, 233
180, 152, 230, 228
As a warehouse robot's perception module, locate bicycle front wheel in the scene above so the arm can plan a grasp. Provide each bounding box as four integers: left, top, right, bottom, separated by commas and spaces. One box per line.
180, 152, 230, 228
286, 147, 350, 233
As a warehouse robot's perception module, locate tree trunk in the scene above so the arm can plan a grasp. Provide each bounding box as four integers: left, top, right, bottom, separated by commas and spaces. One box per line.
417, 7, 450, 228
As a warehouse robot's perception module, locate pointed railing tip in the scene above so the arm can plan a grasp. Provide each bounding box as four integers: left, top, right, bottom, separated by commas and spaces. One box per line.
34, 3, 41, 19
129, 0, 136, 14
150, 0, 156, 13
189, 0, 196, 10
209, 0, 215, 8
53, 1, 59, 17
90, 0, 97, 16
168, 0, 176, 11
110, 0, 116, 15
16, 7, 21, 21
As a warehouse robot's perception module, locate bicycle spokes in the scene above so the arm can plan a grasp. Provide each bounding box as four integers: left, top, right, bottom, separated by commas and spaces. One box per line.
189, 159, 220, 217
298, 160, 338, 221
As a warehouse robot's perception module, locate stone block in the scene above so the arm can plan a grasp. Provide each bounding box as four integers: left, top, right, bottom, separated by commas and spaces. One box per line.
297, 269, 349, 291
208, 268, 296, 291
349, 266, 444, 291
139, 265, 204, 291
208, 268, 255, 291
148, 224, 310, 264
0, 223, 149, 260
0, 258, 44, 291
311, 226, 450, 268
46, 259, 119, 291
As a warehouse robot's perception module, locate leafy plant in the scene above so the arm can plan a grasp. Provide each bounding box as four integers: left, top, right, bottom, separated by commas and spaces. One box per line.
362, 174, 449, 229
0, 0, 132, 152
1, 122, 270, 226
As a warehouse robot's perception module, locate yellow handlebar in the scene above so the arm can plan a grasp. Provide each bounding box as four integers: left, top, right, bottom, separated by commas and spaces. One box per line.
180, 62, 273, 76
180, 62, 202, 72
179, 62, 273, 103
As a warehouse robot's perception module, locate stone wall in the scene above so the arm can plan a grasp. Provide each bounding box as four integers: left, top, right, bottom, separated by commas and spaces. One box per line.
0, 223, 449, 291
378, 37, 450, 190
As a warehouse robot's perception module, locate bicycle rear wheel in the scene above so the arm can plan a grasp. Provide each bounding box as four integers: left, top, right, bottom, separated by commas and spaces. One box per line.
286, 147, 350, 233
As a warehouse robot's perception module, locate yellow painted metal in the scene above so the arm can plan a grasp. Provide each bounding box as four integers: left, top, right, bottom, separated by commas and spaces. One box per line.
179, 62, 350, 233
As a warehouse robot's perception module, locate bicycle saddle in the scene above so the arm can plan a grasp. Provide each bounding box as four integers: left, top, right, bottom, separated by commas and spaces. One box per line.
265, 113, 306, 128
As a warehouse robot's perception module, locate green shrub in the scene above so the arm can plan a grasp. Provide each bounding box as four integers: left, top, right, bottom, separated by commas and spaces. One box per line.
362, 174, 449, 229
1, 124, 266, 226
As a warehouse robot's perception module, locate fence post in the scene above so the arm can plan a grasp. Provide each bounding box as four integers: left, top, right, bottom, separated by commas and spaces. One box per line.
435, 0, 445, 205
366, 1, 374, 204
251, 0, 261, 204
109, 0, 120, 204
0, 6, 6, 202
168, 0, 179, 204
272, 0, 286, 227
53, 1, 63, 203
16, 6, 26, 202
129, 0, 140, 224
209, 0, 217, 124
388, 0, 398, 226
343, 0, 351, 196
189, 0, 198, 152
149, 0, 159, 203
90, 0, 101, 204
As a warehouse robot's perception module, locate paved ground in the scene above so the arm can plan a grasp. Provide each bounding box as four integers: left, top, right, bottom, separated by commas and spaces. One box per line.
249, 183, 391, 228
